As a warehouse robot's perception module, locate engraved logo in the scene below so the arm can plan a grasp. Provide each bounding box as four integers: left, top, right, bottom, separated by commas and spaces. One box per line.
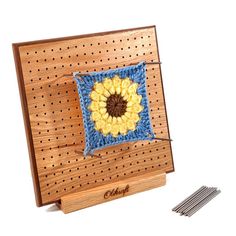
104, 185, 129, 199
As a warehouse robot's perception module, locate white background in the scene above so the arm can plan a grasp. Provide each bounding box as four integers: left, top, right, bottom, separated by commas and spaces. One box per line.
0, 0, 235, 235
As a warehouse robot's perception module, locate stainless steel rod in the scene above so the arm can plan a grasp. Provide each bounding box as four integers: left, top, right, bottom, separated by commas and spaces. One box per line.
181, 187, 217, 215
186, 190, 221, 217
176, 186, 209, 213
154, 137, 173, 142
64, 61, 162, 78
172, 186, 206, 212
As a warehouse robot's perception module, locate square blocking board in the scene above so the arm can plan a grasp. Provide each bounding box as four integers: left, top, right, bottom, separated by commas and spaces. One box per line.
13, 26, 174, 208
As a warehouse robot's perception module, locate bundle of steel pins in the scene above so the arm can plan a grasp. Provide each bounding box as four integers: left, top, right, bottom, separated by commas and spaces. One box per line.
172, 186, 221, 217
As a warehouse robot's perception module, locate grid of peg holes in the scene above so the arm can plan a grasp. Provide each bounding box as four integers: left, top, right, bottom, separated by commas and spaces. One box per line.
19, 27, 173, 205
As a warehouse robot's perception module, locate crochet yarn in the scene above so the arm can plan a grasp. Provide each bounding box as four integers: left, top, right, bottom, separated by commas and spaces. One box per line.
74, 61, 155, 156
106, 94, 127, 117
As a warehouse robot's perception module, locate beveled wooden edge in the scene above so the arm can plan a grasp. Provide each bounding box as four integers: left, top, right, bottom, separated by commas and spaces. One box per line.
154, 27, 175, 173
12, 44, 42, 206
12, 25, 174, 208
58, 170, 166, 213
12, 25, 155, 47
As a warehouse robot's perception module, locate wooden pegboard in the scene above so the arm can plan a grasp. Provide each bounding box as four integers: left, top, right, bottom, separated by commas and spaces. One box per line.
13, 26, 174, 207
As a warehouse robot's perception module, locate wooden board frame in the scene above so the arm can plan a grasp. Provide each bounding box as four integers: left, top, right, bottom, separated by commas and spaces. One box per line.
13, 25, 174, 210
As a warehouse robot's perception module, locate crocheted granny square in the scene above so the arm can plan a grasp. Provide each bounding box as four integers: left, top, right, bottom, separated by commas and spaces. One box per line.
74, 62, 155, 156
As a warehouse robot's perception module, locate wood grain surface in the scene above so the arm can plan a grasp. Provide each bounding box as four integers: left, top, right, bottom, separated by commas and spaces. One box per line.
59, 170, 166, 213
13, 26, 174, 206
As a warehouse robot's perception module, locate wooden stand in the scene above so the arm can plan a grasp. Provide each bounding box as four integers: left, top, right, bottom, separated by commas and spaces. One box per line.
58, 170, 166, 213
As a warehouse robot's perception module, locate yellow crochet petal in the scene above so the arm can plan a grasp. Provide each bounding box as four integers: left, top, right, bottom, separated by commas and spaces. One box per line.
131, 94, 142, 104
103, 78, 113, 90
100, 108, 107, 115
100, 94, 107, 101
115, 86, 121, 94
121, 78, 131, 89
112, 117, 117, 124
128, 95, 133, 102
131, 113, 140, 123
107, 115, 112, 123
102, 123, 112, 135
100, 120, 106, 130
90, 90, 100, 101
124, 112, 132, 118
119, 123, 127, 135
91, 111, 101, 121
121, 115, 128, 122
103, 89, 111, 97
102, 112, 109, 120
117, 117, 122, 123
89, 101, 99, 111
95, 120, 106, 131
112, 76, 121, 87
132, 104, 143, 113
128, 83, 138, 94
127, 120, 136, 131
121, 88, 128, 97
127, 101, 133, 107
123, 93, 131, 101
99, 101, 107, 108
109, 85, 116, 95
126, 107, 133, 112
113, 75, 121, 94
111, 124, 119, 137
94, 82, 104, 94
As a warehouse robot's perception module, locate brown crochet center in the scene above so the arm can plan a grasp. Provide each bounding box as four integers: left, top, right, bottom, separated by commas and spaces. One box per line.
106, 94, 127, 117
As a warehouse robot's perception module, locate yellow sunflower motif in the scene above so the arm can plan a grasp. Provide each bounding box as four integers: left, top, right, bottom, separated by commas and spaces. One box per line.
89, 76, 143, 137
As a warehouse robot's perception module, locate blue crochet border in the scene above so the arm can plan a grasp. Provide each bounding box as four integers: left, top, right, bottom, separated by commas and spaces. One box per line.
74, 61, 155, 156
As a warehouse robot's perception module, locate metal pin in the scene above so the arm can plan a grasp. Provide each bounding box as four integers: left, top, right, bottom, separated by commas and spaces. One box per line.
154, 137, 172, 142
145, 61, 162, 65
176, 186, 209, 213
172, 186, 206, 212
146, 132, 172, 142
62, 61, 161, 78
186, 190, 221, 217
129, 61, 161, 66
181, 187, 217, 215
74, 149, 101, 158
64, 73, 90, 78
177, 187, 213, 213
74, 73, 91, 77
